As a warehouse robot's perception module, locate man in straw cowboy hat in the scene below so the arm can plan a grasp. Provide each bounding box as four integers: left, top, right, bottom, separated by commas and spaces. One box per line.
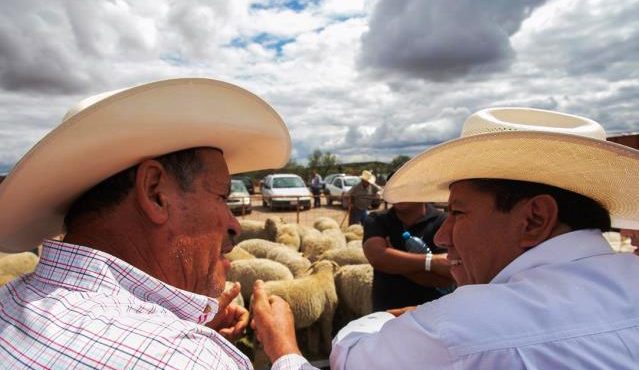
0, 78, 318, 369
329, 107, 639, 369
345, 170, 382, 225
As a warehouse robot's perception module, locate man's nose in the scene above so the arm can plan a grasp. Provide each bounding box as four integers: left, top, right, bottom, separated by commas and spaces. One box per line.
433, 216, 452, 249
227, 208, 241, 245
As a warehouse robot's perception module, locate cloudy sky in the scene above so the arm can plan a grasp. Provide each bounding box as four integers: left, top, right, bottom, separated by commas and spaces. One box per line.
1, 0, 638, 173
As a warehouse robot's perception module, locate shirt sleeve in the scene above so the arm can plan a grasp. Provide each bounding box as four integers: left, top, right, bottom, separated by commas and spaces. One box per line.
363, 212, 388, 241
272, 354, 320, 370
330, 307, 453, 370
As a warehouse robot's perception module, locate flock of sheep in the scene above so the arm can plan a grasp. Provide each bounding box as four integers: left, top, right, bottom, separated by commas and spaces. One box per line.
226, 216, 374, 361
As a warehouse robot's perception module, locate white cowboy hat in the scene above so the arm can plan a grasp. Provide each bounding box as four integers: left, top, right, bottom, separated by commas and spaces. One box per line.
360, 170, 376, 184
0, 78, 291, 252
383, 107, 639, 229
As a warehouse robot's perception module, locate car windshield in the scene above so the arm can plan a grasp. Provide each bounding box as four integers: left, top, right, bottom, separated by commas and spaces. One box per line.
230, 180, 248, 193
273, 177, 305, 188
344, 177, 360, 186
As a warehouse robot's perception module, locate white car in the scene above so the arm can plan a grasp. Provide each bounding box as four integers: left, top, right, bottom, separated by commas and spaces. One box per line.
261, 174, 312, 210
325, 175, 360, 208
227, 179, 252, 214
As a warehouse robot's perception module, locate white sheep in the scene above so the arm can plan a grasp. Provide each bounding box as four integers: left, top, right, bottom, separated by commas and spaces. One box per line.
264, 247, 311, 278
236, 239, 285, 257
312, 217, 340, 232
0, 252, 38, 285
300, 232, 339, 262
274, 223, 302, 251
227, 258, 293, 304
262, 260, 339, 355
224, 247, 256, 262
319, 245, 368, 266
322, 228, 346, 248
343, 223, 364, 242
334, 264, 373, 328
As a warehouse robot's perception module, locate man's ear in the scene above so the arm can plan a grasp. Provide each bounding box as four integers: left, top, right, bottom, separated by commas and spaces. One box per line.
519, 194, 559, 249
134, 160, 171, 224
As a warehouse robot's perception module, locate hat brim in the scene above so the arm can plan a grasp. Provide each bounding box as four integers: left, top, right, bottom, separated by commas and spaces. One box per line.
383, 131, 639, 229
0, 78, 291, 252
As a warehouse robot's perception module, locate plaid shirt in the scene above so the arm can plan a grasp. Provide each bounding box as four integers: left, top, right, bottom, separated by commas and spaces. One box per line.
0, 240, 314, 370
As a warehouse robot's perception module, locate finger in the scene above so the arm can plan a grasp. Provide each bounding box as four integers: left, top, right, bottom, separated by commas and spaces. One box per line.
251, 280, 269, 311
217, 281, 241, 311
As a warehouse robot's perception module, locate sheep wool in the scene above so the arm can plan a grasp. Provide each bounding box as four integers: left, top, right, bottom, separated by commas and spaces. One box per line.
334, 264, 373, 324
343, 223, 364, 242
274, 223, 302, 251
236, 220, 270, 243
223, 281, 245, 308
0, 252, 38, 279
312, 217, 340, 232
263, 260, 339, 355
319, 245, 368, 266
224, 247, 256, 262
264, 247, 311, 278
227, 258, 293, 303
236, 239, 287, 258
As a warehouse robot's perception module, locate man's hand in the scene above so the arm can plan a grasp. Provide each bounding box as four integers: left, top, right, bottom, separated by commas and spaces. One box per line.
387, 305, 417, 317
206, 282, 249, 342
250, 280, 301, 362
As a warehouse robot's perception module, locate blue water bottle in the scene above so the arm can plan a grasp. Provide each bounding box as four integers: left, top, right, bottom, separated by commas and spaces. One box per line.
402, 231, 431, 254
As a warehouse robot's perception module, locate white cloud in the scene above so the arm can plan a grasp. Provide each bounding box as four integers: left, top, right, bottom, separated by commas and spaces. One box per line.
0, 0, 638, 172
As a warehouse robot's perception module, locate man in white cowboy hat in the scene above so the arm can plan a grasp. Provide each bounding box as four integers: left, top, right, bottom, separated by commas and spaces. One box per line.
328, 107, 639, 369
0, 78, 317, 369
345, 170, 382, 225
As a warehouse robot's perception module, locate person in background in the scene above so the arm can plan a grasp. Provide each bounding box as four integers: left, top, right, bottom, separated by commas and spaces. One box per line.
0, 78, 318, 370
346, 170, 381, 225
363, 201, 453, 311
310, 170, 323, 208
330, 107, 639, 369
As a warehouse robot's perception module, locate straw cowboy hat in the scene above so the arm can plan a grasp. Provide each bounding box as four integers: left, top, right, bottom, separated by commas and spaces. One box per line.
0, 78, 291, 252
360, 170, 376, 184
383, 107, 639, 229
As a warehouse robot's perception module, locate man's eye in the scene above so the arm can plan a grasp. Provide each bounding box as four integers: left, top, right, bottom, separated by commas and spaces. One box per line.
450, 210, 463, 216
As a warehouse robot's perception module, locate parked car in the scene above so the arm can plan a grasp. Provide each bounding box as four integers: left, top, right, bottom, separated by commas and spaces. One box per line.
232, 175, 255, 194
322, 173, 346, 194
227, 179, 252, 214
261, 174, 312, 210
325, 175, 360, 208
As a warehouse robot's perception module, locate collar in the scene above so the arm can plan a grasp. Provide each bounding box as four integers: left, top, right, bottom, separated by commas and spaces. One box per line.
491, 229, 615, 284
35, 240, 220, 325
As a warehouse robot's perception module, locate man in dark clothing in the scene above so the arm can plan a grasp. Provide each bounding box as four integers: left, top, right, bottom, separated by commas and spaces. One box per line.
363, 202, 454, 311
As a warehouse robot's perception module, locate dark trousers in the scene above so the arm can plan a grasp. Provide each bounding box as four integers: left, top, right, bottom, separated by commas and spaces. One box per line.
311, 187, 321, 207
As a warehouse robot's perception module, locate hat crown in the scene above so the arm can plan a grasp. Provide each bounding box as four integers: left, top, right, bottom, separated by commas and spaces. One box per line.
462, 107, 606, 140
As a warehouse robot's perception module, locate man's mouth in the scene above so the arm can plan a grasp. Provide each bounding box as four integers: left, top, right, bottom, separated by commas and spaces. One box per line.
450, 259, 462, 266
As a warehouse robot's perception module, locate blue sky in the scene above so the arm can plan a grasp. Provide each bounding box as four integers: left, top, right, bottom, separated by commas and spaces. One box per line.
0, 0, 638, 173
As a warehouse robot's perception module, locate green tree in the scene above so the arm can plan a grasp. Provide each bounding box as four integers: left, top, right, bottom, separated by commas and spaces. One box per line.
389, 155, 411, 171
307, 149, 339, 176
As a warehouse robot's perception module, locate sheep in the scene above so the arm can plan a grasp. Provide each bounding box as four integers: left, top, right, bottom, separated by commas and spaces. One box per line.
334, 264, 373, 329
273, 223, 301, 251
0, 274, 15, 286
344, 223, 364, 242
319, 245, 368, 266
264, 247, 311, 278
0, 252, 38, 283
224, 247, 256, 262
313, 217, 340, 232
236, 218, 282, 243
262, 260, 339, 355
236, 239, 285, 258
347, 240, 362, 248
227, 258, 293, 304
322, 228, 346, 248
301, 232, 340, 262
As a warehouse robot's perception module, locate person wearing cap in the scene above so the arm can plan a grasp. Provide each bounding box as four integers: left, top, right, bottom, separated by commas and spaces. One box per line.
345, 170, 382, 225
329, 108, 639, 369
0, 79, 316, 369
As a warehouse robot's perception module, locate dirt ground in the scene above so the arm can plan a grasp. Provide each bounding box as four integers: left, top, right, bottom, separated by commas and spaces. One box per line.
232, 195, 363, 228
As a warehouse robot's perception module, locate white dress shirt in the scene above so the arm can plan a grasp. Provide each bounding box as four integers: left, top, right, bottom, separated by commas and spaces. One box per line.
331, 229, 639, 369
